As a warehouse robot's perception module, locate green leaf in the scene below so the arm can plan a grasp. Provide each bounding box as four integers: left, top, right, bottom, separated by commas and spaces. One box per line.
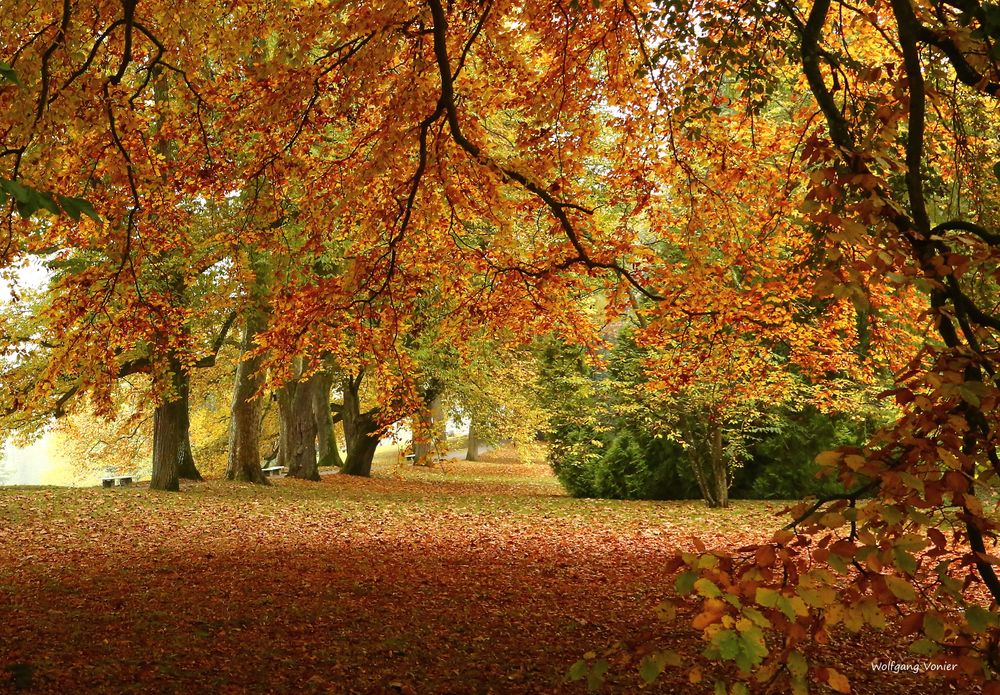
958, 385, 981, 407
908, 638, 938, 656
35, 191, 59, 216
741, 606, 771, 628
638, 651, 680, 684
923, 613, 945, 642
827, 553, 848, 575
639, 657, 663, 684
893, 548, 918, 576
0, 62, 21, 86
965, 605, 999, 632
566, 660, 588, 682
709, 627, 768, 673
755, 587, 780, 609
787, 651, 808, 678
884, 575, 917, 602
58, 196, 101, 222
755, 587, 797, 620
716, 629, 742, 660
694, 578, 722, 598
587, 659, 608, 693
675, 570, 698, 595
993, 161, 1000, 183
3, 179, 31, 203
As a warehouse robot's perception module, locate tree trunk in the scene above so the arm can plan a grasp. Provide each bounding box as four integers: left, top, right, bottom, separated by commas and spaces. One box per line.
278, 361, 319, 481
176, 375, 203, 481
682, 414, 717, 507
340, 375, 380, 477
276, 393, 288, 470
709, 420, 728, 509
149, 73, 196, 490
312, 371, 342, 468
412, 394, 443, 465
342, 412, 379, 476
466, 418, 481, 461
150, 360, 187, 492
412, 407, 434, 464
178, 430, 203, 481
225, 319, 267, 484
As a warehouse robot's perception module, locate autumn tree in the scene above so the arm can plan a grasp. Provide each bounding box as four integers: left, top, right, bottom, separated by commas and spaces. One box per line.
617, 0, 1000, 690
8, 2, 999, 688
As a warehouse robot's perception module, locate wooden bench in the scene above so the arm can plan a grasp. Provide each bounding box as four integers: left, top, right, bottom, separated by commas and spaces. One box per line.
404, 453, 416, 463
101, 476, 133, 488
261, 466, 285, 477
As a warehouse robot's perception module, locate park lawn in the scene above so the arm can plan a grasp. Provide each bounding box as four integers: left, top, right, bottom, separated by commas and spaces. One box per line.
0, 450, 955, 694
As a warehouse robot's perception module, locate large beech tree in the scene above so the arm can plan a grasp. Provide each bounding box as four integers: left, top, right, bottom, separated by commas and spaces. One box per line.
624, 0, 1000, 691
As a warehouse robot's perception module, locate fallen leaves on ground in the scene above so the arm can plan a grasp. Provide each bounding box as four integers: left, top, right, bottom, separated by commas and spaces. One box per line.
0, 451, 962, 693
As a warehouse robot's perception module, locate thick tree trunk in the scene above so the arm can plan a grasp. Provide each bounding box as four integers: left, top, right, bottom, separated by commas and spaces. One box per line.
150, 360, 187, 492
340, 375, 380, 477
341, 412, 379, 477
466, 418, 481, 461
278, 362, 319, 481
225, 319, 267, 484
312, 371, 342, 468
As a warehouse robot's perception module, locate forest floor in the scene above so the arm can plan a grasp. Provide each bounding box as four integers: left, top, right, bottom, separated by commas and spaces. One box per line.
0, 449, 970, 694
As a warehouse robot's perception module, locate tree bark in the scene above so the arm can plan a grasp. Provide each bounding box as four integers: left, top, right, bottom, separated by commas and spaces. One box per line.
149, 73, 196, 490
150, 359, 187, 492
178, 429, 203, 481
176, 375, 203, 481
709, 420, 728, 509
312, 371, 342, 468
340, 375, 380, 477
412, 394, 443, 465
225, 319, 267, 484
412, 407, 434, 464
682, 413, 716, 507
342, 412, 380, 476
278, 371, 319, 481
466, 417, 480, 461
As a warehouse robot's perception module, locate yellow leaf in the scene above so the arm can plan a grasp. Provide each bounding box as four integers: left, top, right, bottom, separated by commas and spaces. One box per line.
827, 668, 850, 693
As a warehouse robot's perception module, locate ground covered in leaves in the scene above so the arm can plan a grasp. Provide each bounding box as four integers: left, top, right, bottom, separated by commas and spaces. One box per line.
0, 450, 966, 693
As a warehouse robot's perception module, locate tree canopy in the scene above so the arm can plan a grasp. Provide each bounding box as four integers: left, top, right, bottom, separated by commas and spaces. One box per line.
2, 0, 1000, 690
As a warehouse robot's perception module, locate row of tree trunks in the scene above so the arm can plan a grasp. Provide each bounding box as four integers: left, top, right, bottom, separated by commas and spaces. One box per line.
154, 347, 376, 488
